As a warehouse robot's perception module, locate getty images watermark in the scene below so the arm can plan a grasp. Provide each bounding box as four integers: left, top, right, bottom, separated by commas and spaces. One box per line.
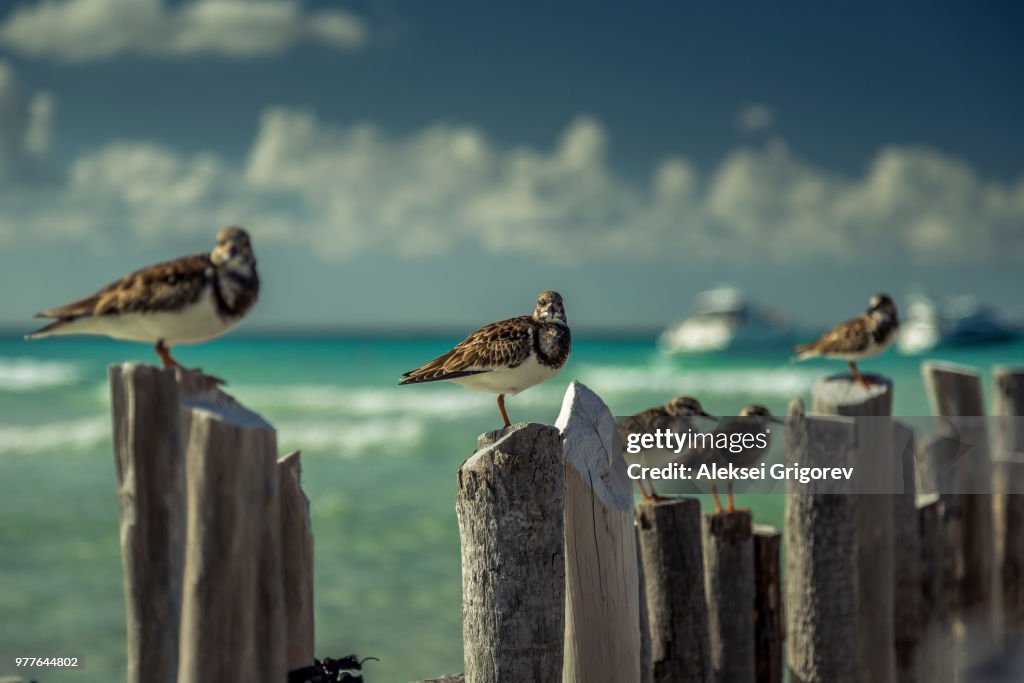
618, 415, 1024, 495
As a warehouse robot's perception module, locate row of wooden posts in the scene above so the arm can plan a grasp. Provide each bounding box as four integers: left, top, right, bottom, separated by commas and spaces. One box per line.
108, 361, 1024, 682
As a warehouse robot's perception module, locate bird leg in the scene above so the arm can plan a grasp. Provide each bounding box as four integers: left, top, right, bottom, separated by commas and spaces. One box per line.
155, 340, 181, 369
710, 483, 725, 513
725, 481, 748, 513
497, 394, 511, 428
637, 479, 671, 504
848, 361, 872, 388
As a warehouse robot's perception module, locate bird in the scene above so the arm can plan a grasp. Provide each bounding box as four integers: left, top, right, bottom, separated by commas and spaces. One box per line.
618, 396, 714, 504
399, 291, 571, 428
792, 293, 899, 388
699, 404, 781, 513
26, 227, 259, 369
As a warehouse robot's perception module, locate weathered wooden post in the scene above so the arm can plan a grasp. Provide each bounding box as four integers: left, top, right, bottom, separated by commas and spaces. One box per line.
811, 377, 895, 683
110, 364, 188, 683
892, 422, 922, 683
703, 510, 754, 683
278, 451, 315, 671
457, 423, 565, 682
556, 381, 641, 683
785, 398, 858, 683
916, 494, 955, 683
753, 524, 783, 683
177, 377, 287, 683
636, 498, 713, 683
923, 361, 996, 640
993, 367, 1024, 640
110, 364, 309, 683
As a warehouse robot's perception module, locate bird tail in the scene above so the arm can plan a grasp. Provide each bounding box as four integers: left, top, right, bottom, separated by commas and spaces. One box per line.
25, 317, 73, 340
791, 342, 818, 363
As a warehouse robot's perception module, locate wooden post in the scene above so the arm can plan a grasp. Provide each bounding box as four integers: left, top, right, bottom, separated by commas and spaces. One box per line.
637, 527, 653, 683
278, 451, 315, 672
457, 423, 565, 683
636, 498, 713, 683
916, 494, 955, 683
923, 361, 996, 639
753, 525, 783, 683
703, 511, 754, 683
993, 367, 1024, 640
177, 379, 286, 683
811, 377, 895, 683
892, 421, 921, 683
109, 364, 189, 683
556, 381, 641, 683
785, 399, 858, 683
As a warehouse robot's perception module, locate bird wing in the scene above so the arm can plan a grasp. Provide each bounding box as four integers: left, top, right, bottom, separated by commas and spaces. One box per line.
794, 314, 870, 356
35, 254, 212, 320
399, 316, 535, 384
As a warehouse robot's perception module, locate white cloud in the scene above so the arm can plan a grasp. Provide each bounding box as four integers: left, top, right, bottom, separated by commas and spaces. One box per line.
0, 59, 53, 183
0, 65, 1021, 264
0, 0, 368, 62
737, 104, 774, 133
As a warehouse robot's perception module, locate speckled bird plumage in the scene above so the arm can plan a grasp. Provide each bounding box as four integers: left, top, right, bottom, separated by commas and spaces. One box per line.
399, 291, 571, 427
793, 294, 899, 388
27, 227, 259, 366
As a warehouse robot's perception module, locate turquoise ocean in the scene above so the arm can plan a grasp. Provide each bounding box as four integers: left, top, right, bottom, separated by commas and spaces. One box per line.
2, 333, 1023, 682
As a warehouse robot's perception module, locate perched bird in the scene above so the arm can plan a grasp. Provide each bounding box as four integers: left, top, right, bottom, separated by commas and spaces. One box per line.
399, 291, 571, 428
27, 227, 259, 369
701, 405, 781, 513
793, 293, 899, 388
619, 396, 714, 504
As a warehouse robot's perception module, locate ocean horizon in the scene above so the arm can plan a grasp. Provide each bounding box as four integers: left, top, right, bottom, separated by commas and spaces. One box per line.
2, 333, 1022, 681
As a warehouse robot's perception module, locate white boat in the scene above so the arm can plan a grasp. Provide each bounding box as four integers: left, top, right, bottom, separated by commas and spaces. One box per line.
658, 287, 792, 354
898, 293, 1019, 354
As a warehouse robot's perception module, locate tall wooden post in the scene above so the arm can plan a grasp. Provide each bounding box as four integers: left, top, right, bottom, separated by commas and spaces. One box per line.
636, 498, 713, 683
923, 361, 996, 640
753, 525, 783, 683
457, 423, 565, 682
811, 377, 895, 683
785, 399, 858, 683
893, 421, 922, 682
556, 381, 641, 683
109, 364, 188, 683
177, 382, 286, 683
278, 451, 315, 671
916, 494, 955, 683
994, 367, 1024, 640
703, 511, 755, 683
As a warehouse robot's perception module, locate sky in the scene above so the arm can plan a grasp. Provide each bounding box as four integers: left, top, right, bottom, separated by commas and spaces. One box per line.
0, 0, 1022, 331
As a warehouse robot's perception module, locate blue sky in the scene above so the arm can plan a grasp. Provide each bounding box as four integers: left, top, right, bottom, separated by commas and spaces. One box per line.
1, 0, 1022, 330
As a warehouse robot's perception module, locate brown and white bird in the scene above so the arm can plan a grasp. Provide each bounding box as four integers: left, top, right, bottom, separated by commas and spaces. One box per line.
399, 291, 571, 428
619, 396, 714, 504
793, 293, 899, 388
27, 227, 259, 369
701, 404, 781, 513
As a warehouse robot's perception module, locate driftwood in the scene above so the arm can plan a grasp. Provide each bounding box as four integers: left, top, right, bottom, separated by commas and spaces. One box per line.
556, 381, 641, 683
784, 399, 858, 683
703, 511, 755, 683
753, 524, 783, 683
456, 423, 566, 682
811, 377, 895, 683
636, 498, 713, 683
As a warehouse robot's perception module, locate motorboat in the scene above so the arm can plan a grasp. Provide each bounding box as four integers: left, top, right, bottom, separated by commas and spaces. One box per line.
658, 287, 792, 354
